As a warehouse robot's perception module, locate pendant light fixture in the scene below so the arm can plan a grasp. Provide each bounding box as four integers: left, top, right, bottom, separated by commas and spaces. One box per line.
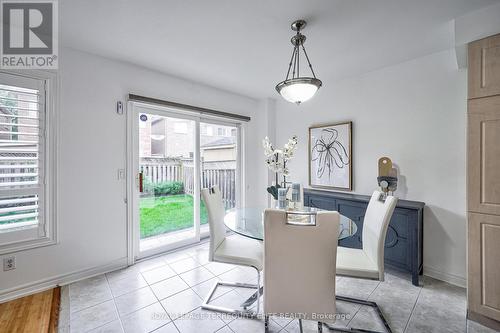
276, 20, 322, 104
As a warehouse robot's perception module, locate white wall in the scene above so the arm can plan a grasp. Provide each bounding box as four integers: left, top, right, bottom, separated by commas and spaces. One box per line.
454, 2, 500, 68
275, 49, 468, 286
455, 2, 500, 48
0, 47, 268, 299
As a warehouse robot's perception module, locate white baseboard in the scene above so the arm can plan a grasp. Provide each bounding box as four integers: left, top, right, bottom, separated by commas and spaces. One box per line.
423, 265, 467, 288
0, 257, 128, 303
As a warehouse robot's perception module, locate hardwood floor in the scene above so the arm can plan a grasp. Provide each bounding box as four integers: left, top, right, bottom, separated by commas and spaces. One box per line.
0, 287, 60, 333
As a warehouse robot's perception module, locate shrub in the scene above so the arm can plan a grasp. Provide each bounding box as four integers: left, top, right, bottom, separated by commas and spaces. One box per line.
141, 178, 184, 196
143, 178, 155, 194
153, 181, 184, 196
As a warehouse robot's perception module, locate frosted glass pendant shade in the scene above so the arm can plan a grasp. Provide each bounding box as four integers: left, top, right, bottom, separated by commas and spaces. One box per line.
276, 78, 322, 104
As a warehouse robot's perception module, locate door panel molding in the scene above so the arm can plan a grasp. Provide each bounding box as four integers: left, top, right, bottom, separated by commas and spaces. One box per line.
468, 96, 500, 215
468, 213, 500, 321
469, 34, 500, 99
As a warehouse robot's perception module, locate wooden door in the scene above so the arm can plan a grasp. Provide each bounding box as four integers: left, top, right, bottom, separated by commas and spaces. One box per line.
468, 213, 500, 321
467, 95, 500, 215
469, 34, 500, 99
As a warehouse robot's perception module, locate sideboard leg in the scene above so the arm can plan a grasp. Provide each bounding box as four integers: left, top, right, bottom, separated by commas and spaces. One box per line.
412, 272, 419, 286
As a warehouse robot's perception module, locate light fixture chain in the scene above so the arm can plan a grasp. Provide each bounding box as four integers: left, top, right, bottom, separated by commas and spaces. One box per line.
285, 46, 296, 81
297, 41, 300, 78
301, 44, 317, 79
292, 46, 298, 79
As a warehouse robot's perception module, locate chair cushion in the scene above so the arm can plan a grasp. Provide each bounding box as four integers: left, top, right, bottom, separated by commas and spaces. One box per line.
336, 246, 380, 280
214, 235, 263, 271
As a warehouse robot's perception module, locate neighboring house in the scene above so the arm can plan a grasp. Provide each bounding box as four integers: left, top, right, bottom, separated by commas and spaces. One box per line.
139, 114, 236, 162
201, 136, 236, 170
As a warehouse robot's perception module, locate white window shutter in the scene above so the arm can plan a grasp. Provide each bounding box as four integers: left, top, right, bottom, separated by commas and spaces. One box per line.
0, 73, 44, 234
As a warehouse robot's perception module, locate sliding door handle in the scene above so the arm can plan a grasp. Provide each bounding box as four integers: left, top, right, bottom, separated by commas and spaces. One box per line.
138, 172, 144, 193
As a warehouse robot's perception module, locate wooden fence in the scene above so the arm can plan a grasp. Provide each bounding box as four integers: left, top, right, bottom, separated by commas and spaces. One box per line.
201, 168, 236, 208
140, 157, 236, 208
140, 157, 183, 183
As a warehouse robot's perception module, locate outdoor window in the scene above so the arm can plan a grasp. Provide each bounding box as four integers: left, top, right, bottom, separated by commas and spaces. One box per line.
151, 118, 165, 156
0, 71, 56, 254
206, 126, 213, 136
174, 122, 188, 134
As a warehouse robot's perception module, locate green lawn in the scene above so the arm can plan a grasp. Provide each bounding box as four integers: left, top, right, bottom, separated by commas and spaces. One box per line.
140, 194, 208, 239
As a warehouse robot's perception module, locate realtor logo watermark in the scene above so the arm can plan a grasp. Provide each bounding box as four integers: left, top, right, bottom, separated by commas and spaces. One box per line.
0, 0, 58, 69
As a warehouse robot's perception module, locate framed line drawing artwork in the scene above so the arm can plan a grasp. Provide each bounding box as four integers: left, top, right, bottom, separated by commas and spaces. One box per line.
309, 121, 352, 191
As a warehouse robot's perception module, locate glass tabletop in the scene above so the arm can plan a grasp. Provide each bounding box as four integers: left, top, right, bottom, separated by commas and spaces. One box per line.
223, 206, 358, 241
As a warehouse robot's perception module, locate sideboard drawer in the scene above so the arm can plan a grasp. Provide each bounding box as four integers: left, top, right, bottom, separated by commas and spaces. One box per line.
305, 195, 337, 211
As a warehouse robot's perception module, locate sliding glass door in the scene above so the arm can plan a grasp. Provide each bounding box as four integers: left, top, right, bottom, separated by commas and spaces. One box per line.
129, 103, 241, 259
199, 121, 239, 236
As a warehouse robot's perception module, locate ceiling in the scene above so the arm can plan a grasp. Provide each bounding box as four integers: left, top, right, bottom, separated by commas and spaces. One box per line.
60, 0, 499, 99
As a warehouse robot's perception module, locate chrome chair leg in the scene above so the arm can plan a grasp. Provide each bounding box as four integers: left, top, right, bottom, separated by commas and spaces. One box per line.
324, 295, 392, 333
201, 265, 261, 317
241, 285, 263, 309
298, 319, 325, 333
255, 269, 261, 314
241, 267, 262, 310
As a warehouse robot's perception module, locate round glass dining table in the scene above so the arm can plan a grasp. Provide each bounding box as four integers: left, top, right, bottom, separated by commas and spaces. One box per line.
224, 206, 358, 241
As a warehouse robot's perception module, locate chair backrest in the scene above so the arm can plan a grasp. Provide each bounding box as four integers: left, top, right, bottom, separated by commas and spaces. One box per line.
264, 209, 339, 323
201, 186, 226, 261
362, 191, 398, 281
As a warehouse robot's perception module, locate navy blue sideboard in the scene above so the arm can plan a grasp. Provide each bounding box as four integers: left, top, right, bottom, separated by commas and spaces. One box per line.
303, 189, 425, 286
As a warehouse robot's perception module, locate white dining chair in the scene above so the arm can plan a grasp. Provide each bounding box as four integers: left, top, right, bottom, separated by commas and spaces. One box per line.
264, 209, 340, 332
332, 190, 398, 333
201, 186, 263, 316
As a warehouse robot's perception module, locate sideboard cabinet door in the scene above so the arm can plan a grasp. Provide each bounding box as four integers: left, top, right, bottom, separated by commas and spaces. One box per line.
336, 200, 366, 249
383, 209, 411, 271
468, 34, 500, 99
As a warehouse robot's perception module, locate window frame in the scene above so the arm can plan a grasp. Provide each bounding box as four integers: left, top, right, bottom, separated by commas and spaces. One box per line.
0, 70, 58, 255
